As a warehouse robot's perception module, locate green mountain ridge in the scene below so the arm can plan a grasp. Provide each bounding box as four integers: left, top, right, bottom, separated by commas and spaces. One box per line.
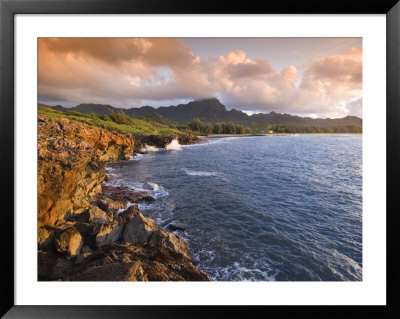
41, 98, 362, 128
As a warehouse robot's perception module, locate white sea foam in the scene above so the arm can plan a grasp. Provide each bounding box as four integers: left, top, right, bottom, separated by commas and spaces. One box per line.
182, 168, 220, 177
129, 154, 144, 161
147, 182, 169, 199
196, 257, 278, 282
145, 144, 159, 152
148, 182, 160, 191
129, 153, 155, 161
165, 138, 182, 150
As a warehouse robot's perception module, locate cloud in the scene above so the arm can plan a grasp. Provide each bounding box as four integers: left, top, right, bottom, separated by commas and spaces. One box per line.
41, 38, 149, 64
38, 39, 362, 118
346, 98, 363, 118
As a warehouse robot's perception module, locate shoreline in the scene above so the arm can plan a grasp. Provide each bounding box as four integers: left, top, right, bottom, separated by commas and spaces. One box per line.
37, 115, 210, 281
201, 133, 362, 138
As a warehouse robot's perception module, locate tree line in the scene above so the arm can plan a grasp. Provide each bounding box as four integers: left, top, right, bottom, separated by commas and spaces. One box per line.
267, 125, 362, 133
188, 118, 254, 134
187, 118, 362, 134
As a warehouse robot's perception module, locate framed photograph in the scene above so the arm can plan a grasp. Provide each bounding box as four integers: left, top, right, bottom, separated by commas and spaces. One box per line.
1, 0, 399, 317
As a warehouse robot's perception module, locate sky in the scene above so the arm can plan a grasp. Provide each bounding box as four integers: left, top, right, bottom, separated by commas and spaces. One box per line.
38, 37, 362, 118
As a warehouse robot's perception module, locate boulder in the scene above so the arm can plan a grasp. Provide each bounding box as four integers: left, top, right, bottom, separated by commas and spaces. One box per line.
123, 212, 157, 245
67, 242, 210, 281
38, 226, 54, 250
74, 222, 93, 237
67, 210, 90, 223
149, 228, 191, 260
94, 221, 124, 247
115, 205, 139, 225
54, 227, 84, 257
178, 134, 199, 145
100, 185, 154, 203
97, 197, 127, 213
88, 205, 113, 224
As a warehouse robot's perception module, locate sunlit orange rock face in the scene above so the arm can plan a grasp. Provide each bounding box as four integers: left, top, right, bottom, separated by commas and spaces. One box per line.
37, 115, 135, 226
37, 116, 210, 281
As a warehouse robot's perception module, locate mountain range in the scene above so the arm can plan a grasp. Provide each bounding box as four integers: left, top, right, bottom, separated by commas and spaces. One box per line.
44, 98, 362, 128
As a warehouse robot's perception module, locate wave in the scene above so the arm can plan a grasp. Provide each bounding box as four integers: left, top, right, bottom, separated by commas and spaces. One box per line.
145, 144, 159, 152
191, 250, 278, 281
181, 139, 224, 149
182, 136, 258, 149
182, 168, 220, 177
148, 182, 169, 199
165, 138, 182, 151
129, 153, 148, 161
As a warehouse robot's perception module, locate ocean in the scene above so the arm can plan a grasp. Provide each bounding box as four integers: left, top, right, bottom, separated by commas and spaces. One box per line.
104, 134, 362, 281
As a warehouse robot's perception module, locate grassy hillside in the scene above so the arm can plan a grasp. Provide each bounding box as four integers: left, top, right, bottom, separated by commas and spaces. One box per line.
39, 105, 362, 135
38, 106, 185, 136
42, 98, 362, 128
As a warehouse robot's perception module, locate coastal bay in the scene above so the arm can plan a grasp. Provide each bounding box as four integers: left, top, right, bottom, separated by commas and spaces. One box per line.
106, 134, 362, 281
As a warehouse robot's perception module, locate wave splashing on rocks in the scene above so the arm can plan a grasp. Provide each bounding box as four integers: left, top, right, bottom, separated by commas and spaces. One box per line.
165, 138, 182, 151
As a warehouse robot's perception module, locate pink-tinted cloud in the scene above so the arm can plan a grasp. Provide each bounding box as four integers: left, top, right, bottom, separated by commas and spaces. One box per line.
38, 38, 362, 118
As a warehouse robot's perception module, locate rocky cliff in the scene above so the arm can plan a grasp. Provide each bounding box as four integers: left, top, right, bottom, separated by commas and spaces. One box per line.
37, 115, 209, 281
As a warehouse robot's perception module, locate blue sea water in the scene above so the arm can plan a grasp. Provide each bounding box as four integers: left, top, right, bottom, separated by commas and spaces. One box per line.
105, 134, 362, 281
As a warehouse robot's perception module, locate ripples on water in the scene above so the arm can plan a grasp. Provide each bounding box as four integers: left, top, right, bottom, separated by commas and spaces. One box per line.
105, 135, 362, 281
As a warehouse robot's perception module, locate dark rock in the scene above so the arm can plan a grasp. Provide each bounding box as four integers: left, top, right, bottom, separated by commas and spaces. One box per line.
122, 212, 157, 245
88, 162, 99, 170
97, 197, 127, 213
115, 205, 139, 225
100, 185, 154, 203
67, 242, 210, 281
54, 226, 84, 257
136, 135, 174, 148
136, 133, 198, 148
81, 245, 93, 254
178, 133, 199, 145
38, 226, 55, 250
75, 252, 92, 264
74, 222, 94, 237
71, 261, 147, 281
167, 224, 185, 232
134, 145, 147, 154
88, 205, 113, 224
94, 221, 124, 247
38, 251, 75, 281
149, 228, 191, 260
67, 210, 89, 223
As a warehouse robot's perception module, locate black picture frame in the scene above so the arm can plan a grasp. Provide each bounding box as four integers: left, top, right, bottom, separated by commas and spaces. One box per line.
1, 0, 399, 317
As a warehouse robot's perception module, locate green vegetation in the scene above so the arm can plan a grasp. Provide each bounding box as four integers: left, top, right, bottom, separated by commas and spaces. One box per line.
38, 106, 184, 135
142, 113, 175, 126
188, 118, 254, 134
263, 124, 362, 134
185, 118, 362, 135
39, 106, 362, 137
